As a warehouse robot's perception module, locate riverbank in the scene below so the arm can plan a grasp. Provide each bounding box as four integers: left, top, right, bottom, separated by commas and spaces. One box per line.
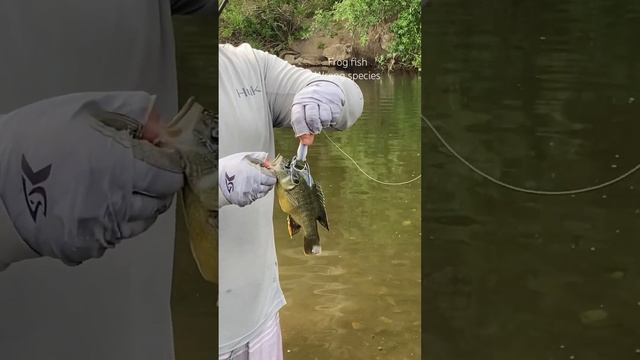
278, 28, 410, 72
219, 0, 420, 72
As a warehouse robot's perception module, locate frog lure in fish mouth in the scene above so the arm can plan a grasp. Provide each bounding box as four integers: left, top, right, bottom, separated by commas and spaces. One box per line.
268, 154, 329, 255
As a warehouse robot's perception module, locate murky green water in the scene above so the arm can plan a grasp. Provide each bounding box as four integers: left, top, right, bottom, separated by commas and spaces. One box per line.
171, 17, 216, 360
424, 1, 640, 359
274, 73, 422, 359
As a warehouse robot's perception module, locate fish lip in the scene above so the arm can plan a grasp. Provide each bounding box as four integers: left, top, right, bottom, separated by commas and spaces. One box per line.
272, 154, 284, 166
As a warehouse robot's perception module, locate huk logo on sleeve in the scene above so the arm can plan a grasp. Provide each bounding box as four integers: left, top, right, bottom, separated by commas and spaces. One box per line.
235, 85, 262, 99
21, 155, 52, 223
225, 172, 235, 193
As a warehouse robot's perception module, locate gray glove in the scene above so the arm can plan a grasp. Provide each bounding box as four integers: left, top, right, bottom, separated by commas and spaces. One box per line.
291, 80, 345, 137
0, 91, 184, 266
219, 152, 276, 207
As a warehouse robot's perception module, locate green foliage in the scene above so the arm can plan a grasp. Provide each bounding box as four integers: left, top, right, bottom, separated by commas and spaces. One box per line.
385, 0, 422, 70
330, 0, 394, 45
305, 8, 338, 39
219, 0, 421, 71
220, 0, 328, 53
313, 0, 421, 69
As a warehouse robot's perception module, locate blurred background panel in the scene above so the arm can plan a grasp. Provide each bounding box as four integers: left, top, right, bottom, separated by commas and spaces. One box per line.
171, 16, 216, 360
423, 0, 640, 359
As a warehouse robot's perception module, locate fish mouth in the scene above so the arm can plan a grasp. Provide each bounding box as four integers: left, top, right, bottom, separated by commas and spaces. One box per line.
270, 154, 294, 175
271, 154, 285, 167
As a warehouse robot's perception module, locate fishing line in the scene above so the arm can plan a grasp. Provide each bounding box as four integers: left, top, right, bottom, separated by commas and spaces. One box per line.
322, 132, 422, 186
218, 0, 228, 17
422, 115, 640, 195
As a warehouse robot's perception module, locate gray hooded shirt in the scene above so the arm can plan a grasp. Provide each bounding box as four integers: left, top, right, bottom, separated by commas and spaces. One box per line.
218, 44, 363, 354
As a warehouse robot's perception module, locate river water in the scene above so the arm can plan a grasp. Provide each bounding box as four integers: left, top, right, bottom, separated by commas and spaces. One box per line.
274, 72, 422, 359
424, 1, 640, 359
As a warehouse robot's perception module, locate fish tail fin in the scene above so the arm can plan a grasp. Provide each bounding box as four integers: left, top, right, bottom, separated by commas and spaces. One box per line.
303, 234, 321, 256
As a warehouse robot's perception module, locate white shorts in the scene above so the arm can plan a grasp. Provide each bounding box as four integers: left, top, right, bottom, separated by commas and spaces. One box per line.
219, 313, 283, 360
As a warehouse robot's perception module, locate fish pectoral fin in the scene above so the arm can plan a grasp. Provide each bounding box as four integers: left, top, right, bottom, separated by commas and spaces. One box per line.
287, 215, 302, 238
314, 183, 329, 231
285, 190, 299, 207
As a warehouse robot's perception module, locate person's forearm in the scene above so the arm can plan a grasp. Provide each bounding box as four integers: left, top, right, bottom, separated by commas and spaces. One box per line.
255, 48, 363, 130
253, 48, 322, 127
0, 116, 40, 270
0, 198, 39, 271
218, 187, 230, 208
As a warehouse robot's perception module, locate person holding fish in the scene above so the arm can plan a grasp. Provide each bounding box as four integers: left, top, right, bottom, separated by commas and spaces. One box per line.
218, 44, 364, 359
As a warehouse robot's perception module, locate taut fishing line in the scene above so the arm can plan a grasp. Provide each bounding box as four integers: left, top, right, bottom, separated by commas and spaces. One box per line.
322, 132, 422, 186
422, 115, 640, 195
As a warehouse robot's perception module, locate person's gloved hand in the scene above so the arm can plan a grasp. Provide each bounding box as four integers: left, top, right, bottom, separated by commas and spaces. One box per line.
291, 81, 345, 144
219, 152, 276, 207
0, 91, 184, 266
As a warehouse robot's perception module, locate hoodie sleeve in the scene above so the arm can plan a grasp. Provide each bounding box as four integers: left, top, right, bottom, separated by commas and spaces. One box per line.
251, 47, 364, 131
171, 0, 216, 15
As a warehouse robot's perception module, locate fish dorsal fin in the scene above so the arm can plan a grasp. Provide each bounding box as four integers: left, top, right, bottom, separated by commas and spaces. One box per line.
314, 183, 329, 231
